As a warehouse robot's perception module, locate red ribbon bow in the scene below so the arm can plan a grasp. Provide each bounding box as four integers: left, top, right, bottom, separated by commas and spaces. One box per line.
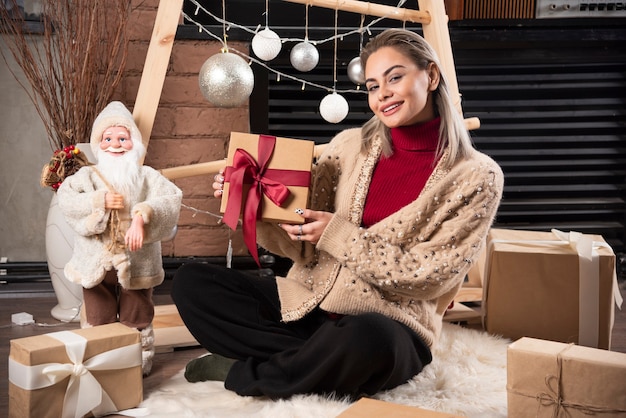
222, 135, 310, 265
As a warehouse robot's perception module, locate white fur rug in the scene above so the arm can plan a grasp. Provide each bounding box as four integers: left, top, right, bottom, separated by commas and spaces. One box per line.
140, 323, 509, 417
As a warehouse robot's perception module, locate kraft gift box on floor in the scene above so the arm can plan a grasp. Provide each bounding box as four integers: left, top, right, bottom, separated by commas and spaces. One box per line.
482, 228, 622, 349
507, 337, 626, 417
337, 398, 464, 417
8, 322, 143, 418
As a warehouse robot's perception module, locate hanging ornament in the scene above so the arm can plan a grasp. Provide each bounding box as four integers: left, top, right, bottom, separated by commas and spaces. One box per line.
252, 0, 281, 61
319, 7, 348, 124
198, 52, 254, 108
290, 4, 318, 72
347, 15, 366, 86
290, 41, 319, 72
319, 92, 349, 124
252, 28, 282, 61
347, 57, 365, 85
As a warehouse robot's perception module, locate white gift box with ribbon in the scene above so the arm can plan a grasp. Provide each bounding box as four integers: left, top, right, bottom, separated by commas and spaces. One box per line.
482, 228, 623, 349
8, 322, 145, 418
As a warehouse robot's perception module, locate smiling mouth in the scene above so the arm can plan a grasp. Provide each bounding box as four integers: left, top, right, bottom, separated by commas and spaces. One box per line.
382, 103, 401, 113
105, 148, 126, 154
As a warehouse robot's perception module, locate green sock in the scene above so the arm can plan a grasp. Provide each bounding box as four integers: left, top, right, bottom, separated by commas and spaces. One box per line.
184, 353, 236, 383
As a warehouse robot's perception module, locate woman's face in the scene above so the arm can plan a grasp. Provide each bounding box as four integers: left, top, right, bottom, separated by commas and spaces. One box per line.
364, 46, 439, 128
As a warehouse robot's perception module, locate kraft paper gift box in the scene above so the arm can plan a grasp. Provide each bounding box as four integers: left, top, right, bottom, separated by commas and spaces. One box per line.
220, 132, 315, 224
337, 398, 464, 417
507, 337, 626, 417
482, 228, 623, 349
220, 132, 315, 264
8, 322, 143, 418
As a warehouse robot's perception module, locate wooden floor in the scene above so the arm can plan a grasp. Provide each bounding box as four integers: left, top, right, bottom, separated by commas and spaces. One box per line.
1, 280, 625, 416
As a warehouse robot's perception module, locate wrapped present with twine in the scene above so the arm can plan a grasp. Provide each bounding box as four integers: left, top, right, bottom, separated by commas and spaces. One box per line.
8, 323, 143, 418
507, 337, 626, 417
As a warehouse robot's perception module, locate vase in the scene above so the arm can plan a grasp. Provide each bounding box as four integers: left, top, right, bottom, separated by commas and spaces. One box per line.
45, 143, 94, 322
46, 192, 83, 321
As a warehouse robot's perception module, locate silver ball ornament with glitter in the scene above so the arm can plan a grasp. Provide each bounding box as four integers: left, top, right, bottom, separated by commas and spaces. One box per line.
347, 56, 365, 85
319, 92, 349, 124
252, 28, 282, 61
198, 52, 254, 108
290, 41, 319, 72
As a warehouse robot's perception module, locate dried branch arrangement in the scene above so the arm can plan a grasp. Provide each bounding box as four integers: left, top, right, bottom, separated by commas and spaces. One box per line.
0, 0, 131, 151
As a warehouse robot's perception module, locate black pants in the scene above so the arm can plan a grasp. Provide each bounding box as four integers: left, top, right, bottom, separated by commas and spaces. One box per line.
171, 263, 432, 399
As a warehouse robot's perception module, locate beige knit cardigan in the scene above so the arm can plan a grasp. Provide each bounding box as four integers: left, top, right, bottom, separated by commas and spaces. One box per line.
256, 127, 504, 348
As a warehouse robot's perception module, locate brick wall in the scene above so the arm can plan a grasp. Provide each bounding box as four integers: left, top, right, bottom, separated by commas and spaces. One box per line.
118, 0, 248, 257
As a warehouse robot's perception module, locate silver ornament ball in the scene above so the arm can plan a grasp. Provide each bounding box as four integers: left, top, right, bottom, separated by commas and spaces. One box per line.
319, 92, 349, 124
347, 56, 365, 85
290, 41, 319, 72
252, 28, 282, 61
198, 52, 254, 108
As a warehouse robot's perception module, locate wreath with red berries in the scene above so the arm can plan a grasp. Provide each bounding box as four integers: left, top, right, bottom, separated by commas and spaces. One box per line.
40, 145, 91, 191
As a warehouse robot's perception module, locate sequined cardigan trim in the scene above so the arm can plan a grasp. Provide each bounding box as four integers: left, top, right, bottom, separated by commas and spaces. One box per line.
348, 135, 382, 225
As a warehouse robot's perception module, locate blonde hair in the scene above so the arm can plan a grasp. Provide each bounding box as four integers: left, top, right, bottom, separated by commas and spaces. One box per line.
360, 29, 473, 168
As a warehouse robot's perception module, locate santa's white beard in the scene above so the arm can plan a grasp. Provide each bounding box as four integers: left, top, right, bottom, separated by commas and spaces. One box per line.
96, 148, 143, 197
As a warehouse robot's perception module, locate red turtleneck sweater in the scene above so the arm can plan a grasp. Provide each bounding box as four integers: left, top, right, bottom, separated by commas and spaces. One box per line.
361, 117, 441, 227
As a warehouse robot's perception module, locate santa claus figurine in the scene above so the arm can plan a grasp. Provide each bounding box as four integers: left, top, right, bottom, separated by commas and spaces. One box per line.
57, 101, 182, 375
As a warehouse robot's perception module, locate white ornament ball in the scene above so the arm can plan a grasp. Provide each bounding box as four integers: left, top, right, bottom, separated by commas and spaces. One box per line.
290, 41, 319, 72
198, 52, 254, 108
347, 56, 365, 85
252, 28, 282, 61
319, 92, 349, 124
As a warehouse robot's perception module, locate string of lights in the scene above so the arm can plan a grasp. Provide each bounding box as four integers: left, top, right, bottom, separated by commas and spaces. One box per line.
186, 0, 408, 95
181, 203, 225, 222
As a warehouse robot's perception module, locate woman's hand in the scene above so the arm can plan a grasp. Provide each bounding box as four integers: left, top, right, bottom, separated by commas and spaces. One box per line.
213, 170, 225, 199
280, 209, 333, 245
213, 170, 332, 244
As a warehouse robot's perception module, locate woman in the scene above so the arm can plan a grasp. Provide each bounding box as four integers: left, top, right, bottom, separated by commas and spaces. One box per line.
172, 28, 503, 399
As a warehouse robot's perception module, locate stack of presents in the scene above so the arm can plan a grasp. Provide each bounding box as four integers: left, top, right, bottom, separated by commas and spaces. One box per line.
452, 227, 626, 417
8, 133, 626, 417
